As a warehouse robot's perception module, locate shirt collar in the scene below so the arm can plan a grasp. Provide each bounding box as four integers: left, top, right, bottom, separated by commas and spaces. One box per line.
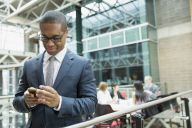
44, 47, 67, 63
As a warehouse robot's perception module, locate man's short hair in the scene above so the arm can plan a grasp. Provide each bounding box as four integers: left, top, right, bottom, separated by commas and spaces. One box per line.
145, 76, 152, 81
39, 10, 67, 32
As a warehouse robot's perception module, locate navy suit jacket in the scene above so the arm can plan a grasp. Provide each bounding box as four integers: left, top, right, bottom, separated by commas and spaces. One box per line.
13, 49, 97, 128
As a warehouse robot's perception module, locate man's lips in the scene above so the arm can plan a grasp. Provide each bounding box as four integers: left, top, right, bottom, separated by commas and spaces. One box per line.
47, 48, 56, 52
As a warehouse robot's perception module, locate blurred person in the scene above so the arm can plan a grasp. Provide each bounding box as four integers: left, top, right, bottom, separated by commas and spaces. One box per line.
132, 81, 149, 114
13, 10, 97, 128
110, 83, 128, 127
143, 76, 159, 100
97, 82, 116, 104
110, 83, 126, 101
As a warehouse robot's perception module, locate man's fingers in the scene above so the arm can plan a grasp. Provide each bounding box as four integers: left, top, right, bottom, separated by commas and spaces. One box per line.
37, 96, 52, 102
24, 91, 34, 97
28, 101, 40, 106
39, 85, 56, 94
27, 101, 40, 105
25, 97, 38, 101
36, 89, 54, 99
38, 98, 50, 105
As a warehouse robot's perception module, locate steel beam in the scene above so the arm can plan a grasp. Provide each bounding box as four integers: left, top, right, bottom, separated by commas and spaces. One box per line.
84, 6, 129, 26
26, 0, 82, 25
0, 50, 37, 69
102, 0, 136, 18
4, 0, 39, 20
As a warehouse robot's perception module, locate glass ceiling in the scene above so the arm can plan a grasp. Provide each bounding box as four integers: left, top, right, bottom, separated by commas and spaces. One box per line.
66, 0, 141, 24
65, 0, 146, 39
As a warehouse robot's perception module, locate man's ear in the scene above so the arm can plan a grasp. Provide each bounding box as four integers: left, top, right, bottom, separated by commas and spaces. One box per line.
65, 29, 68, 36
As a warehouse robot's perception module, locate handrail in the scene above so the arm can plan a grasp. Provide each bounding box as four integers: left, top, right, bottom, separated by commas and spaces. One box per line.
65, 90, 192, 128
0, 95, 15, 99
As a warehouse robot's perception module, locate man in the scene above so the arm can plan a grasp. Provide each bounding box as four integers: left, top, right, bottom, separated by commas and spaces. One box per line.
13, 10, 97, 128
143, 76, 159, 100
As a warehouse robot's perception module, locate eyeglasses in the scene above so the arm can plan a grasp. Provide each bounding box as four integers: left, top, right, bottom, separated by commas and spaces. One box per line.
38, 30, 66, 43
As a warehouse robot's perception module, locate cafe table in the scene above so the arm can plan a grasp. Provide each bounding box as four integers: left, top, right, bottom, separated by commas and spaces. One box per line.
110, 98, 135, 112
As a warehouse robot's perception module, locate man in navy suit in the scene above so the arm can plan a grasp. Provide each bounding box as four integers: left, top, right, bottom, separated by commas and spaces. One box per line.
13, 10, 97, 128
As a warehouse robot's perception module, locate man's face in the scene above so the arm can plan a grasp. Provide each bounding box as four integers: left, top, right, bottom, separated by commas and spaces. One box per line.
145, 77, 152, 85
40, 23, 68, 55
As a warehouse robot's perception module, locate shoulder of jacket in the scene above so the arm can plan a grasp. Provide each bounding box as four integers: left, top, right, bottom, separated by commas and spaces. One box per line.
152, 84, 158, 88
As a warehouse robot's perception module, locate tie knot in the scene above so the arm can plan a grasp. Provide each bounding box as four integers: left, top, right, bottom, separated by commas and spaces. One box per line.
49, 56, 55, 61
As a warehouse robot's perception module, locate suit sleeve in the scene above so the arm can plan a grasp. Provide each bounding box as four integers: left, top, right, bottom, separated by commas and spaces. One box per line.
57, 59, 97, 117
150, 85, 159, 100
12, 61, 35, 113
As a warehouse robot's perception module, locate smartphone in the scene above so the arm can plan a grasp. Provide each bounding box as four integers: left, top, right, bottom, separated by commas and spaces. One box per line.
28, 87, 37, 96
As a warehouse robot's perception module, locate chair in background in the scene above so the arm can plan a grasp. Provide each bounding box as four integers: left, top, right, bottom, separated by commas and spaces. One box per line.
165, 92, 182, 127
94, 104, 122, 128
158, 91, 161, 96
120, 91, 126, 98
145, 94, 182, 128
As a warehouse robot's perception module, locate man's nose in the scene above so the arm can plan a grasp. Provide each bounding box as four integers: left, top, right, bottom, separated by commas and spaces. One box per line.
46, 39, 55, 46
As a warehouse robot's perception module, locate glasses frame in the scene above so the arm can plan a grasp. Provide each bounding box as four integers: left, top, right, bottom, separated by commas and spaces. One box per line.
38, 30, 66, 43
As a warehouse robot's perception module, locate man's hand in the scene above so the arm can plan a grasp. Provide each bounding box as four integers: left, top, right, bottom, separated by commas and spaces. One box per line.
144, 90, 152, 95
24, 90, 40, 107
36, 85, 60, 108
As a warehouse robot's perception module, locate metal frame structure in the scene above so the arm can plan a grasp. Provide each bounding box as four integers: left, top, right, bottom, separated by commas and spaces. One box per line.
0, 50, 37, 69
0, 95, 18, 120
82, 0, 140, 38
0, 0, 82, 25
25, 0, 82, 25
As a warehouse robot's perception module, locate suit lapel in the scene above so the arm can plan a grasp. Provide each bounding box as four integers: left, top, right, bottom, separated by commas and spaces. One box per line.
53, 49, 74, 90
35, 51, 45, 87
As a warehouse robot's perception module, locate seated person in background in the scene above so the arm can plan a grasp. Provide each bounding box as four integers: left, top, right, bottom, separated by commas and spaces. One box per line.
110, 83, 126, 101
143, 76, 159, 100
132, 81, 149, 114
97, 82, 115, 104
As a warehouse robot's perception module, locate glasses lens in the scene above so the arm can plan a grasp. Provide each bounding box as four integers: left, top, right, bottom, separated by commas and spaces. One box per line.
52, 38, 61, 43
40, 37, 49, 42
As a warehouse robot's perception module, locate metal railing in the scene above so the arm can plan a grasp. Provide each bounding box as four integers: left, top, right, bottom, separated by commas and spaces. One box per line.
65, 90, 192, 128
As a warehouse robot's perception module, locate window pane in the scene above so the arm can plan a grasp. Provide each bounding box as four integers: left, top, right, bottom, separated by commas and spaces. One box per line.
148, 42, 160, 82
99, 35, 110, 48
83, 41, 87, 51
111, 32, 124, 46
102, 69, 112, 85
142, 42, 150, 77
141, 26, 148, 40
146, 0, 156, 26
125, 28, 140, 43
129, 66, 144, 83
88, 38, 97, 50
115, 68, 127, 85
94, 70, 101, 87
148, 26, 157, 41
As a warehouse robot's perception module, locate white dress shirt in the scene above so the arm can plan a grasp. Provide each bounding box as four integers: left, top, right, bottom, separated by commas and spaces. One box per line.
42, 47, 67, 111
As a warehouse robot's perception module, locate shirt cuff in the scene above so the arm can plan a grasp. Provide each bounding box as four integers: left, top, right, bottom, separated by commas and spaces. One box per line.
28, 104, 36, 108
54, 96, 62, 111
